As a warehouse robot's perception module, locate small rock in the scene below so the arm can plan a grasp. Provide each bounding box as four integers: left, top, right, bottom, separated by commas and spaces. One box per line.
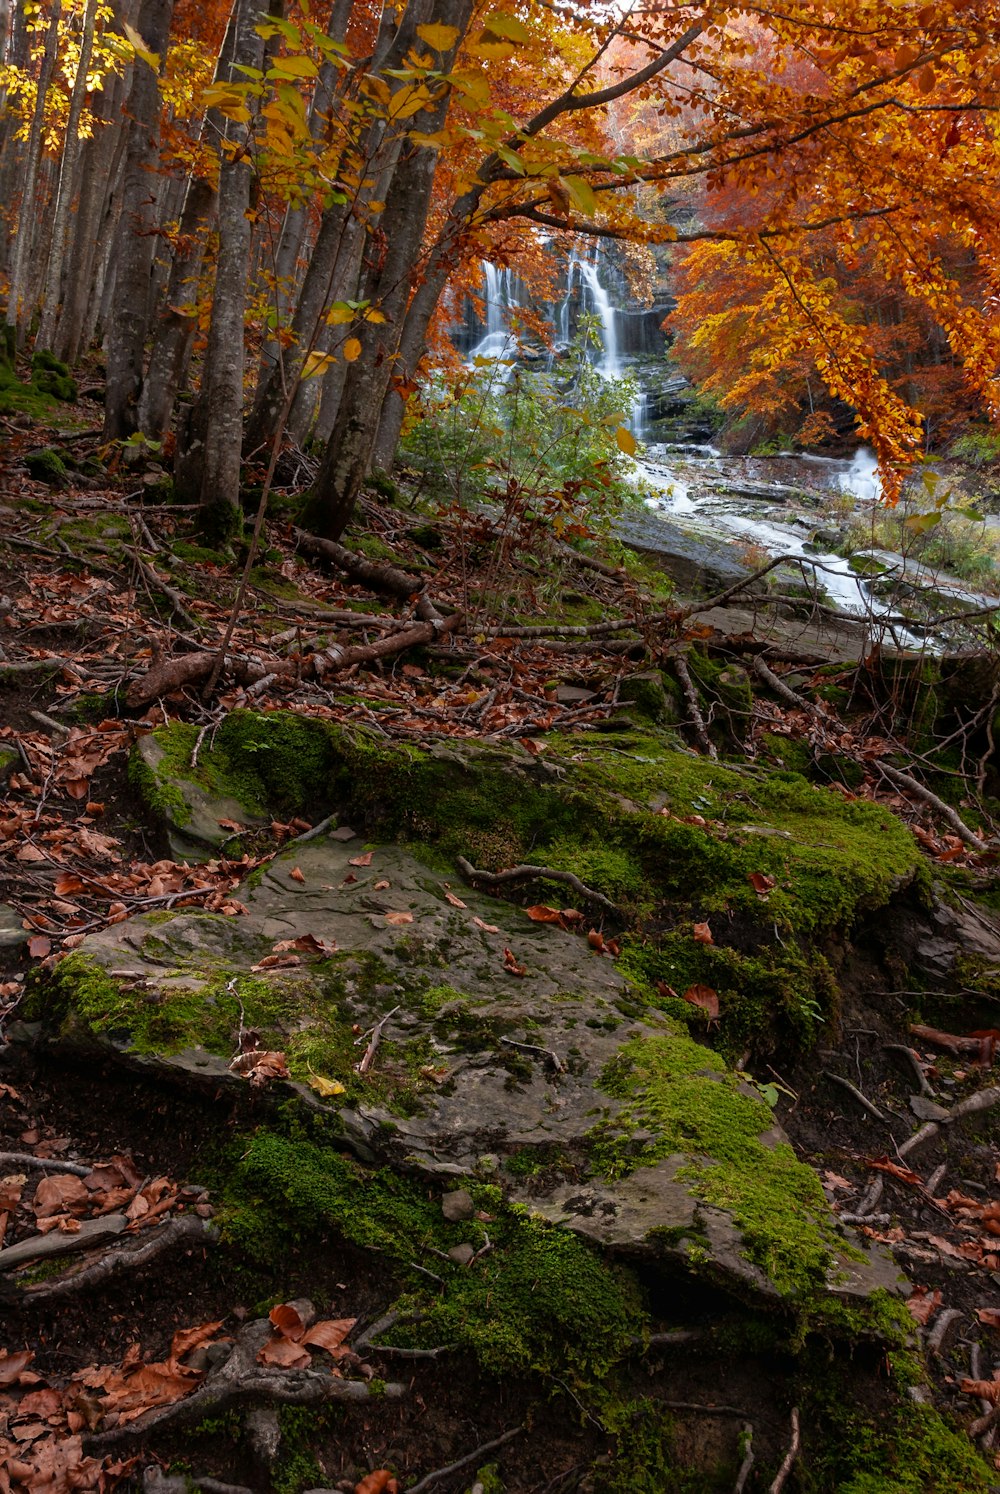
330, 825, 358, 841
441, 1187, 475, 1222
909, 1095, 950, 1121
447, 1243, 475, 1266
0, 904, 28, 949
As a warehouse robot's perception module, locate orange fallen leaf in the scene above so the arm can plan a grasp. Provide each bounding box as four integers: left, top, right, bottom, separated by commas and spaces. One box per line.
682, 984, 720, 1019
349, 851, 374, 867
384, 911, 413, 926
527, 905, 563, 924
270, 1303, 306, 1340
693, 921, 713, 945
503, 947, 527, 976
474, 917, 500, 933
354, 1473, 400, 1494
977, 1308, 1000, 1329
288, 867, 305, 884
906, 1287, 942, 1325
443, 888, 467, 908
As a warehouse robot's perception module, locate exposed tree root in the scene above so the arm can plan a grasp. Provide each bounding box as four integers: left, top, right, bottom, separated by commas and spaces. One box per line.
17, 1214, 212, 1303
456, 856, 620, 917
405, 1427, 523, 1493
84, 1318, 405, 1453
877, 762, 987, 850
769, 1407, 801, 1494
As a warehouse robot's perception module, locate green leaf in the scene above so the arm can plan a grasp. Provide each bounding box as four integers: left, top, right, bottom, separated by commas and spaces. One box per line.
564, 174, 597, 216
482, 12, 531, 43
904, 511, 942, 534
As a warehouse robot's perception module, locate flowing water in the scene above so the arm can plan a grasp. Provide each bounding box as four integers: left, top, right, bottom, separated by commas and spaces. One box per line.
461, 254, 995, 645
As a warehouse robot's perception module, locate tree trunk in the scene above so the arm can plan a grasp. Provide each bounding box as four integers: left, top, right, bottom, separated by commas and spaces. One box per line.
137, 175, 217, 438
189, 0, 266, 542
37, 0, 101, 351
304, 0, 475, 541
5, 1, 62, 342
102, 0, 176, 439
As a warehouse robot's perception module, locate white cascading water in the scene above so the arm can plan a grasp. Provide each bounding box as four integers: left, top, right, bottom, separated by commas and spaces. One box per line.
467, 263, 524, 364
572, 248, 620, 379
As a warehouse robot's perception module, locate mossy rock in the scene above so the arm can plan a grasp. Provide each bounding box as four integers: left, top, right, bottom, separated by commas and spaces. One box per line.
23, 447, 68, 486
32, 832, 903, 1311
30, 350, 76, 402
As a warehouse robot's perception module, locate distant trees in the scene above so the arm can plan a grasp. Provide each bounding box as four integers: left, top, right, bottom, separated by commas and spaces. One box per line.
2, 0, 999, 530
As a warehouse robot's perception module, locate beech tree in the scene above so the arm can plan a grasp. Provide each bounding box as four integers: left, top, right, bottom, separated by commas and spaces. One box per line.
2, 0, 999, 532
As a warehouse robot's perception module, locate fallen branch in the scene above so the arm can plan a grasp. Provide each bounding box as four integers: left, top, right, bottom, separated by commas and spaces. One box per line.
18, 1214, 212, 1303
877, 763, 987, 851
0, 1152, 91, 1177
752, 655, 823, 716
356, 1006, 400, 1075
769, 1408, 801, 1494
456, 856, 620, 917
734, 1423, 755, 1494
483, 618, 644, 640
673, 652, 718, 759
123, 546, 199, 633
883, 1044, 936, 1098
85, 1318, 404, 1452
927, 1307, 963, 1355
823, 1071, 887, 1123
293, 529, 439, 614
312, 611, 463, 677
898, 1084, 1000, 1158
406, 1427, 523, 1493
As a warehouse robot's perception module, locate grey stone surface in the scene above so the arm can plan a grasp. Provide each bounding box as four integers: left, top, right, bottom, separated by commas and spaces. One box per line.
441, 1188, 475, 1222
0, 903, 28, 949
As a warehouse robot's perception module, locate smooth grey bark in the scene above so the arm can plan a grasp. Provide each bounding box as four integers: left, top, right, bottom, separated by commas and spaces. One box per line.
256, 0, 354, 385
102, 0, 176, 438
186, 0, 266, 538
305, 0, 475, 539
5, 1, 62, 341
37, 0, 101, 350
137, 175, 217, 437
55, 43, 130, 363
244, 2, 417, 456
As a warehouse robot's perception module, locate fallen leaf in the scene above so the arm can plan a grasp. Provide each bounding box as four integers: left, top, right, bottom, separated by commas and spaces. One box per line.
682, 984, 720, 1019
257, 1335, 311, 1368
443, 889, 467, 908
503, 947, 527, 976
349, 851, 374, 867
693, 921, 713, 945
288, 867, 306, 884
961, 1376, 1000, 1405
373, 879, 391, 891
307, 1068, 346, 1098
977, 1308, 1000, 1329
270, 1303, 306, 1340
251, 953, 302, 971
748, 872, 776, 897
272, 934, 338, 955
906, 1286, 942, 1324
354, 1473, 400, 1494
656, 979, 679, 1000
0, 1350, 34, 1386
27, 935, 51, 958
867, 1158, 926, 1189
384, 911, 413, 926
473, 917, 500, 933
527, 905, 563, 924
303, 1317, 356, 1355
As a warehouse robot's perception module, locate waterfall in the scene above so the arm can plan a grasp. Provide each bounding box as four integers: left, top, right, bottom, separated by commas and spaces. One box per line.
467, 262, 524, 364
574, 248, 620, 378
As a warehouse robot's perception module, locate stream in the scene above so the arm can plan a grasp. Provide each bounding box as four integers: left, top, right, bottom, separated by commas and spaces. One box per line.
460, 251, 999, 650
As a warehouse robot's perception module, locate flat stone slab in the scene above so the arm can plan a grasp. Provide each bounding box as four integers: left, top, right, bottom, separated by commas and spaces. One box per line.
50, 836, 903, 1307
136, 734, 269, 861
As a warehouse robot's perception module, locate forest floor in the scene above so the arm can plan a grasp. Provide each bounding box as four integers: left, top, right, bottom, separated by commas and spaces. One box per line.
3, 403, 1000, 1494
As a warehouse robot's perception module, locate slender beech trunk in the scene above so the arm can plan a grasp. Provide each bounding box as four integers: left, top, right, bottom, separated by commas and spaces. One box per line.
304, 0, 475, 540
187, 0, 266, 541
5, 1, 62, 342
244, 3, 413, 456
37, 0, 101, 351
55, 45, 130, 363
102, 0, 176, 438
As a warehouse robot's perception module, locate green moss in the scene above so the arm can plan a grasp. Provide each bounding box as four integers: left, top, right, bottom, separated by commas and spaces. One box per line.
24, 447, 68, 485
592, 1399, 733, 1494
225, 1130, 643, 1381
589, 1033, 839, 1296
30, 349, 76, 401
128, 740, 191, 825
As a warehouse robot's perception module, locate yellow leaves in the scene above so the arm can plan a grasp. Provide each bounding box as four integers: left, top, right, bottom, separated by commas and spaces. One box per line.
416, 23, 460, 53
388, 83, 433, 121
563, 174, 597, 217
201, 83, 251, 124
343, 338, 362, 362
615, 427, 637, 456
302, 351, 336, 379
481, 12, 531, 44
122, 21, 158, 70
268, 53, 318, 80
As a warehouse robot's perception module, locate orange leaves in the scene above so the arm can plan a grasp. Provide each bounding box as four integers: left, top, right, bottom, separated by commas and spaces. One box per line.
692, 921, 713, 945
503, 946, 527, 976
905, 1286, 942, 1325
257, 1304, 356, 1370
682, 984, 720, 1020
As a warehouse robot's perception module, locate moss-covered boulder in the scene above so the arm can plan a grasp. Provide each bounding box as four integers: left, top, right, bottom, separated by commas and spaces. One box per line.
34, 830, 902, 1311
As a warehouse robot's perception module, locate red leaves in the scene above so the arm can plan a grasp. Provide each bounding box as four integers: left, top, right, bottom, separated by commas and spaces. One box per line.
867, 1158, 925, 1189
348, 851, 374, 867
748, 872, 776, 898
526, 904, 563, 924
692, 921, 713, 945
288, 866, 306, 883
587, 929, 620, 957
0, 1352, 34, 1388
354, 1474, 400, 1494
